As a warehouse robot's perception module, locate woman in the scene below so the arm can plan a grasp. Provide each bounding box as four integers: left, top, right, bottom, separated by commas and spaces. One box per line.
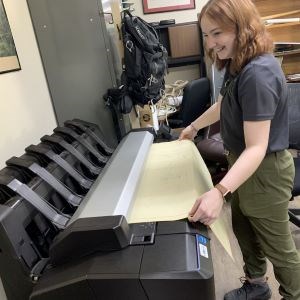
179, 0, 300, 299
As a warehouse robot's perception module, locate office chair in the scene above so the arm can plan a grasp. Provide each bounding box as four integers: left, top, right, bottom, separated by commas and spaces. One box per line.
287, 82, 300, 227
290, 157, 300, 227
156, 78, 210, 141
164, 76, 227, 183
166, 76, 227, 182
193, 64, 227, 183
168, 77, 211, 128
195, 121, 227, 184
196, 121, 227, 164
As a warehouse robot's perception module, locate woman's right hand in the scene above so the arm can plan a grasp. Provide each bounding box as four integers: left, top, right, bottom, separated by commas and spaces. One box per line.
179, 125, 198, 141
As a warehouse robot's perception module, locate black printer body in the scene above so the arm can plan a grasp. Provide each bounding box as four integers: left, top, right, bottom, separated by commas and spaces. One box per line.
0, 121, 215, 300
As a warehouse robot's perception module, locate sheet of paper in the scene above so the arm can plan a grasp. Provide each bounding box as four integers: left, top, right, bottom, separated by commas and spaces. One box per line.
128, 140, 233, 260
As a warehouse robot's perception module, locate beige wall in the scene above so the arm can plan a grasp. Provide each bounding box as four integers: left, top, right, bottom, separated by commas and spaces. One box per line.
1, 0, 57, 296
0, 0, 56, 169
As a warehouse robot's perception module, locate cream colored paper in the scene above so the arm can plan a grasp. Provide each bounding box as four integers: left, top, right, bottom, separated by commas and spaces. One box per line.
128, 140, 233, 260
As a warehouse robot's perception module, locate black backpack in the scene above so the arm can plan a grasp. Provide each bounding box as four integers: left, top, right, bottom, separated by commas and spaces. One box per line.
121, 10, 168, 106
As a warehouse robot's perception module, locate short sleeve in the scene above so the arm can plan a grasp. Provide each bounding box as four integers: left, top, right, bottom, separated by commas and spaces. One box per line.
238, 62, 282, 121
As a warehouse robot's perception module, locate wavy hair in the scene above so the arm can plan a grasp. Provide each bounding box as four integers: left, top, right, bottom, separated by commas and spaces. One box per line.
199, 0, 274, 75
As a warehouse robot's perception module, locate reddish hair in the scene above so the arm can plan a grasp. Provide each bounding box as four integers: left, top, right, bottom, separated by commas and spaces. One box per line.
199, 0, 273, 74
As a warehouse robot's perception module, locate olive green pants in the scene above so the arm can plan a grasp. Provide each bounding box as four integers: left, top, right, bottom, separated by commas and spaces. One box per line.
227, 150, 300, 300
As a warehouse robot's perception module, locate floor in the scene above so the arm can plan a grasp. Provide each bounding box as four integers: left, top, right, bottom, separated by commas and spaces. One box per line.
210, 196, 300, 300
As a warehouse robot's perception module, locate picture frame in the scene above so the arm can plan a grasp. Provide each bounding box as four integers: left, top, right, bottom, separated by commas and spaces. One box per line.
142, 0, 195, 14
0, 0, 21, 74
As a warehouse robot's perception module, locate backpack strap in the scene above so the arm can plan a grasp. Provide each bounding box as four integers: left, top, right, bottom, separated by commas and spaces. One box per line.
122, 10, 159, 49
136, 16, 159, 41
122, 9, 133, 18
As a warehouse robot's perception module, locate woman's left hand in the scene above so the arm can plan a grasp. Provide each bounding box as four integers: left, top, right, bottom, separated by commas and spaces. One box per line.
188, 188, 224, 226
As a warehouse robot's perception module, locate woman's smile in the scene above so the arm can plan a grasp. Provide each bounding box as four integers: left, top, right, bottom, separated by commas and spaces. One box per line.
201, 16, 236, 59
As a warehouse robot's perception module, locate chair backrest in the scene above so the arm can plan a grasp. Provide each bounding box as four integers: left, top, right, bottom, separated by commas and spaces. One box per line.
292, 158, 300, 197
287, 83, 300, 150
180, 77, 211, 127
287, 83, 300, 198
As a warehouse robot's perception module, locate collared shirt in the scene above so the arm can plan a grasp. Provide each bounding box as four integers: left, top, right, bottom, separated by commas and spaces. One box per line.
220, 54, 289, 155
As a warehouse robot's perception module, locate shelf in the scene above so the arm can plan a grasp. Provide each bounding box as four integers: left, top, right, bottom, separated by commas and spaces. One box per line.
254, 0, 300, 79
275, 48, 300, 57
266, 22, 300, 43
261, 9, 300, 20
153, 21, 206, 75
253, 0, 300, 18
153, 21, 197, 30
287, 79, 300, 83
167, 55, 202, 68
266, 22, 300, 29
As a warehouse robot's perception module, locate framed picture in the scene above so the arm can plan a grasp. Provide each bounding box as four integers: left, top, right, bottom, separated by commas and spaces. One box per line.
142, 0, 195, 14
0, 0, 21, 74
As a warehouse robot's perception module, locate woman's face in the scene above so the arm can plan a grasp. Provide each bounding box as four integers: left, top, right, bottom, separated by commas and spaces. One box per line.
201, 16, 236, 60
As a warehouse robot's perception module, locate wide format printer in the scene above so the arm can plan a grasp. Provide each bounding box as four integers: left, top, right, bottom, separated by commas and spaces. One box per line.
0, 120, 215, 300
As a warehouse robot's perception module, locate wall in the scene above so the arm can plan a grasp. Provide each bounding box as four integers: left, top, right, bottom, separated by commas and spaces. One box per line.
1, 0, 56, 295
0, 0, 56, 169
132, 0, 208, 83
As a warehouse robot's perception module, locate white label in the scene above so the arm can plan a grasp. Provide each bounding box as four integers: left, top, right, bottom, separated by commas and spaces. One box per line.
199, 243, 208, 258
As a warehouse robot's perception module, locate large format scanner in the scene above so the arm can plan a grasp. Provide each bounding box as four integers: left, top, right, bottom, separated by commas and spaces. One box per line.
0, 121, 215, 300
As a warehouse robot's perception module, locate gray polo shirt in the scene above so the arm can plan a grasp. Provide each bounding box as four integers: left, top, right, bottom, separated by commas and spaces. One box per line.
220, 54, 289, 155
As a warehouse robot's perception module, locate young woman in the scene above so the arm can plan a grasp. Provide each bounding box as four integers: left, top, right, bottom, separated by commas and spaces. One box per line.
179, 0, 300, 299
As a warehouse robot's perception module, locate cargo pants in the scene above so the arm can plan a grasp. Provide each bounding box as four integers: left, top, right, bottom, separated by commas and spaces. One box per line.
227, 150, 300, 300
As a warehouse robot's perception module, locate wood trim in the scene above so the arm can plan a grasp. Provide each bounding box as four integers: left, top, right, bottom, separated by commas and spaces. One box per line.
275, 48, 300, 56
254, 0, 300, 17
281, 54, 300, 75
266, 22, 300, 30
261, 10, 300, 20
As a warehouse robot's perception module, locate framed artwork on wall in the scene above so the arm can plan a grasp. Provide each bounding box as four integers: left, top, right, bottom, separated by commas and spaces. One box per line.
142, 0, 195, 14
0, 0, 21, 74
